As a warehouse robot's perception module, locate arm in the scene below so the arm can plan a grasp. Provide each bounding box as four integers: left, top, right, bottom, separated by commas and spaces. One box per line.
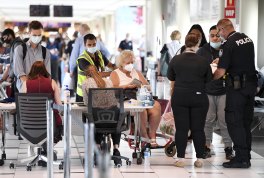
20, 81, 27, 93
69, 37, 81, 74
99, 71, 112, 77
1, 65, 10, 82
214, 68, 226, 80
44, 49, 51, 74
13, 45, 26, 80
106, 62, 117, 70
170, 81, 175, 96
52, 79, 62, 105
137, 70, 149, 85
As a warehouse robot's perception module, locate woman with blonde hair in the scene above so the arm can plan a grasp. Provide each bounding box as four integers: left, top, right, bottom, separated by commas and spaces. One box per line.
110, 50, 161, 147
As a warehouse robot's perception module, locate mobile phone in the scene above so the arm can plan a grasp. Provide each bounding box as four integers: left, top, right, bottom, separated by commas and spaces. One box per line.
131, 78, 142, 87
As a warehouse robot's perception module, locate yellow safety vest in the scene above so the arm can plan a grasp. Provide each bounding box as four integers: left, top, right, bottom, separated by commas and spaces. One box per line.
76, 50, 104, 97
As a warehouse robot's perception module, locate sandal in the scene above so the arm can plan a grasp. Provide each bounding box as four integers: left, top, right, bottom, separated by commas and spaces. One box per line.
150, 139, 159, 148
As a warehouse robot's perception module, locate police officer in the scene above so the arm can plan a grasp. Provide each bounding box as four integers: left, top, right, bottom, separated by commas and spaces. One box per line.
214, 19, 257, 168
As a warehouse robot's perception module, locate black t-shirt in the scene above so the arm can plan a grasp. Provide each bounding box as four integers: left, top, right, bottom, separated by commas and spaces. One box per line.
218, 32, 256, 76
167, 52, 212, 91
118, 40, 133, 50
78, 51, 109, 72
197, 43, 225, 95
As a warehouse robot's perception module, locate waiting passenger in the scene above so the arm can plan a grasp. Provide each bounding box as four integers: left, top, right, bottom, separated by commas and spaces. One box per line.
21, 61, 62, 143
167, 34, 212, 168
110, 50, 161, 148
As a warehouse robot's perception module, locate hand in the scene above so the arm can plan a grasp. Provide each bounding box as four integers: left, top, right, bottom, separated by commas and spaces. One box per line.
212, 58, 219, 64
126, 84, 137, 89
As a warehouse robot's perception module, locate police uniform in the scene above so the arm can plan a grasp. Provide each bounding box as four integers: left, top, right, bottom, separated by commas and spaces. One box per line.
218, 31, 257, 166
118, 39, 133, 51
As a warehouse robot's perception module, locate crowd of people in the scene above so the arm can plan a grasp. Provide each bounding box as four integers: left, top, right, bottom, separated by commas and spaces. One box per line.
0, 18, 258, 169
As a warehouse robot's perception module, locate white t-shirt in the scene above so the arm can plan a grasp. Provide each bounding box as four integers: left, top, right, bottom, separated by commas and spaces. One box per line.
166, 40, 182, 59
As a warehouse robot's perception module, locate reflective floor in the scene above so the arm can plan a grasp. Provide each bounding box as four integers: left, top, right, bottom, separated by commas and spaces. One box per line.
0, 132, 264, 178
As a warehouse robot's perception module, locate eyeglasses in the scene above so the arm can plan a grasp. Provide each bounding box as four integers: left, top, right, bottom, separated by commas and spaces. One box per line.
210, 34, 220, 38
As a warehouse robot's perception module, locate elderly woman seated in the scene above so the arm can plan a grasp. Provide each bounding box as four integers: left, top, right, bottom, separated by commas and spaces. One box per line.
110, 50, 161, 147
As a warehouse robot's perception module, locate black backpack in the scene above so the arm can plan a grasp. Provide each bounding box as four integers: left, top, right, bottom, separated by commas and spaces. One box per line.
9, 38, 46, 79
159, 44, 170, 77
12, 38, 46, 61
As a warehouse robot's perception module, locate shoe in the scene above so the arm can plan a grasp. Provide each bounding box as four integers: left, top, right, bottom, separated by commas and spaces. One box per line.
222, 158, 250, 168
194, 160, 203, 168
150, 139, 159, 148
224, 147, 234, 160
174, 159, 185, 167
113, 148, 122, 166
203, 146, 211, 159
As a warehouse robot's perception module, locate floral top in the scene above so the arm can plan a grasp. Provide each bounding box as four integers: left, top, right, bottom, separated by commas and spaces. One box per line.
82, 77, 113, 106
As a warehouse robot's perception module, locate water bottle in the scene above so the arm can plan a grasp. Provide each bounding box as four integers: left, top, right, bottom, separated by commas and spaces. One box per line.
64, 85, 71, 104
144, 148, 150, 166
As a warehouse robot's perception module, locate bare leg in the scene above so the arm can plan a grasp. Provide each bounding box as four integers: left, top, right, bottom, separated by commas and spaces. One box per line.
140, 110, 149, 139
148, 101, 161, 139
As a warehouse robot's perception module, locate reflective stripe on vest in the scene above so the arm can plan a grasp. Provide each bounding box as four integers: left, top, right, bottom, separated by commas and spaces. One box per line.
76, 50, 104, 97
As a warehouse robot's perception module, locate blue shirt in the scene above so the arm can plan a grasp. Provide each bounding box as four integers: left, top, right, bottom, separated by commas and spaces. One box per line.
69, 35, 110, 73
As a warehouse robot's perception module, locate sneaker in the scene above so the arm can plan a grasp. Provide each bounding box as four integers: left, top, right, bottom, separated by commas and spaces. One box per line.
224, 147, 234, 160
203, 146, 211, 159
222, 158, 250, 168
174, 159, 185, 167
113, 148, 122, 166
194, 159, 203, 168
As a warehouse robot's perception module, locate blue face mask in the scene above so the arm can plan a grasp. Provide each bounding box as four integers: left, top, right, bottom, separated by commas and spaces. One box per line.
210, 41, 221, 49
86, 46, 97, 54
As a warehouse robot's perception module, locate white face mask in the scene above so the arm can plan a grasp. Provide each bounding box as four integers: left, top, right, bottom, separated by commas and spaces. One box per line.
21, 33, 30, 40
49, 37, 55, 43
86, 46, 97, 54
30, 35, 42, 44
210, 41, 221, 49
124, 63, 134, 72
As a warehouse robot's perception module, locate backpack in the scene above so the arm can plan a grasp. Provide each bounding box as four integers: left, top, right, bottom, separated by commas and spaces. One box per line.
9, 38, 46, 79
159, 44, 170, 77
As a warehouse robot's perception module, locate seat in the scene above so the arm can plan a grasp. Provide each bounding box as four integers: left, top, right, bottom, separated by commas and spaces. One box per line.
84, 88, 131, 167
12, 93, 63, 171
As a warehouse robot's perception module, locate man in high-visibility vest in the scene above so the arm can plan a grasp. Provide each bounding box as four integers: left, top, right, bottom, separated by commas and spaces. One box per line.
76, 33, 116, 102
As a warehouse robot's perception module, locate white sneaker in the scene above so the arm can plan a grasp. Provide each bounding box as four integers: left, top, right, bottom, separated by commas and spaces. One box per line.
174, 158, 185, 167
194, 159, 203, 168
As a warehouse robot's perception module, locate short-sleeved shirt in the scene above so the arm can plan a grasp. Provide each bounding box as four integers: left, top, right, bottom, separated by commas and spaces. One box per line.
13, 41, 51, 91
197, 43, 226, 95
78, 51, 109, 72
118, 39, 133, 51
218, 32, 256, 77
167, 52, 212, 92
0, 48, 10, 64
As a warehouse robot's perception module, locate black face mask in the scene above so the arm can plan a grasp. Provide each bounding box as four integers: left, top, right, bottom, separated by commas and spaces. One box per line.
4, 39, 11, 44
1, 36, 11, 44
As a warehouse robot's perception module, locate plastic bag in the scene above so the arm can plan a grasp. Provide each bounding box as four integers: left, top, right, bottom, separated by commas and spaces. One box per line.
159, 99, 175, 136
62, 72, 73, 90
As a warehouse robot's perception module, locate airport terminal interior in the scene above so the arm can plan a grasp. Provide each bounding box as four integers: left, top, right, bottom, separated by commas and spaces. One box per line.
0, 0, 264, 177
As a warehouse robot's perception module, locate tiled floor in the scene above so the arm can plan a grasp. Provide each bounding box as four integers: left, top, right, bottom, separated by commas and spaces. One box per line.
1, 132, 264, 178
